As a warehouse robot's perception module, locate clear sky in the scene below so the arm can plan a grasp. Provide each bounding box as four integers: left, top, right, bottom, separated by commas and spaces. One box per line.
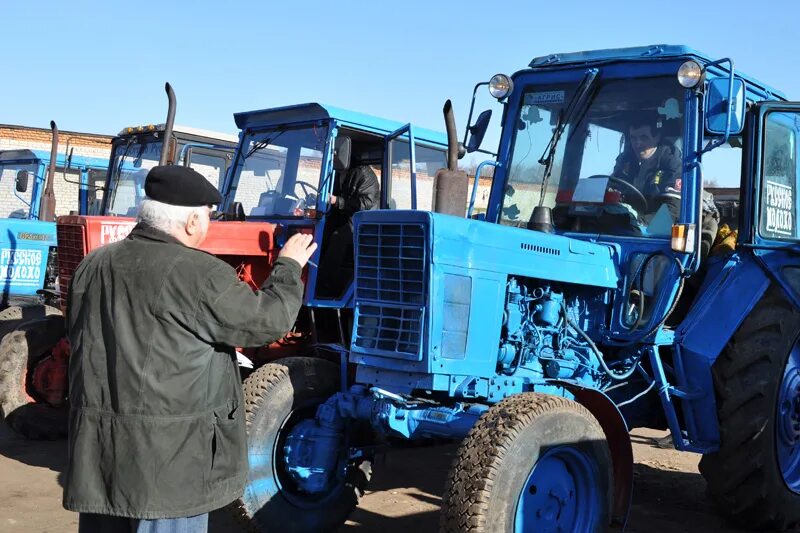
3, 0, 800, 154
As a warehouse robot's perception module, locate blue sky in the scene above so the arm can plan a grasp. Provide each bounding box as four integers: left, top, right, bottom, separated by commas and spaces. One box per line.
3, 0, 800, 153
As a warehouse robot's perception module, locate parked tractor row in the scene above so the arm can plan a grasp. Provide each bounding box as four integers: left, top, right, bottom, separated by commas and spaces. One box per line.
2, 44, 800, 532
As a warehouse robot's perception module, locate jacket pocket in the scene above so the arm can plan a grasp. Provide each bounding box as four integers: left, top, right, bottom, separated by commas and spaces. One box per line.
209, 405, 245, 487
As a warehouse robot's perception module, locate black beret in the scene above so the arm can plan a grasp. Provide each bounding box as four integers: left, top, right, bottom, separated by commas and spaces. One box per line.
144, 165, 222, 206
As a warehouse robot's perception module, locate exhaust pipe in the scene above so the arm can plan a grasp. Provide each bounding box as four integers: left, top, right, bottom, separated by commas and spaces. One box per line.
443, 100, 459, 171
158, 82, 177, 166
39, 120, 59, 222
433, 101, 468, 216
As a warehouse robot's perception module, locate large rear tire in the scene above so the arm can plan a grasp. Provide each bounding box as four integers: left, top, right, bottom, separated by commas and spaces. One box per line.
0, 313, 68, 439
700, 286, 800, 530
440, 393, 612, 532
0, 304, 60, 339
230, 357, 369, 532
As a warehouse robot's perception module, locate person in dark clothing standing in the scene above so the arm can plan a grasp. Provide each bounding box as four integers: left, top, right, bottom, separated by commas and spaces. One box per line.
317, 149, 380, 297
63, 165, 317, 533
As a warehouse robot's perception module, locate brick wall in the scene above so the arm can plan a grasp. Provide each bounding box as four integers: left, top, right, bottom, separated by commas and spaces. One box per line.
0, 125, 112, 218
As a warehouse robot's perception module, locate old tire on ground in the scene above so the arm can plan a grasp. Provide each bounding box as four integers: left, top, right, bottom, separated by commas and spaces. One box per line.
230, 357, 369, 533
0, 313, 67, 439
440, 392, 612, 532
699, 286, 800, 530
0, 304, 61, 339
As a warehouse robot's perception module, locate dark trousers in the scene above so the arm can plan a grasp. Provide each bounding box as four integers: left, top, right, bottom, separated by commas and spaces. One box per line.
78, 513, 208, 533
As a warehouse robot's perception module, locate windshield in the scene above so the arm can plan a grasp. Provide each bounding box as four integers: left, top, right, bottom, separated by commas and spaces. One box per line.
232, 124, 328, 217
0, 161, 38, 219
502, 76, 685, 238
106, 136, 163, 217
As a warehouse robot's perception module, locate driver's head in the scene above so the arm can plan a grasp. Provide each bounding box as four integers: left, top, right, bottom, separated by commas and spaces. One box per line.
628, 114, 662, 162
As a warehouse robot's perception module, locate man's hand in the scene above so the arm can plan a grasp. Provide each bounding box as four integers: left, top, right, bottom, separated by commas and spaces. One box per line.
279, 233, 318, 268
329, 194, 338, 207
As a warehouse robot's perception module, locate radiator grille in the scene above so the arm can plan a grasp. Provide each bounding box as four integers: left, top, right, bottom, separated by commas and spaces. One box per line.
353, 222, 429, 360
354, 304, 424, 359
56, 223, 86, 296
356, 223, 427, 305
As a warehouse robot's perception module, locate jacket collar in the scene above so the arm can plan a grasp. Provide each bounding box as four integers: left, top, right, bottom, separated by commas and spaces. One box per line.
128, 222, 185, 247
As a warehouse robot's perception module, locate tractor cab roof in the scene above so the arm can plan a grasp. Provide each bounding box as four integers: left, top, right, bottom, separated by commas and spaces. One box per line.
234, 103, 448, 147
526, 44, 785, 100
0, 149, 108, 170
0, 149, 41, 164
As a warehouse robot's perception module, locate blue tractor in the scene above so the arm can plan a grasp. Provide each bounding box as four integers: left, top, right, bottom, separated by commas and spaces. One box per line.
0, 122, 108, 309
234, 45, 800, 531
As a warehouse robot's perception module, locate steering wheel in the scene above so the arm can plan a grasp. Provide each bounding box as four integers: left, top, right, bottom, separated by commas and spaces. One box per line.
604, 176, 649, 215
295, 181, 319, 199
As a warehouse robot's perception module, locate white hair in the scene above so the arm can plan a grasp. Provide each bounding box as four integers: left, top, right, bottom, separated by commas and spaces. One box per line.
136, 197, 207, 234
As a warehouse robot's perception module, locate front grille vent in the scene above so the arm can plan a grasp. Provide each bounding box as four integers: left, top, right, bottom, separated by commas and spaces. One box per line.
56, 223, 86, 296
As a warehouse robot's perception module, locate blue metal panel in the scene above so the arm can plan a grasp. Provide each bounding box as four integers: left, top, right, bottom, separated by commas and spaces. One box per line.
675, 253, 771, 445
0, 219, 56, 298
233, 103, 447, 147
430, 213, 619, 289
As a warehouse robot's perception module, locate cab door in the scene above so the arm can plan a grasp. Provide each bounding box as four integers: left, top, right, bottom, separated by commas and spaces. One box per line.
745, 102, 800, 307
383, 124, 419, 210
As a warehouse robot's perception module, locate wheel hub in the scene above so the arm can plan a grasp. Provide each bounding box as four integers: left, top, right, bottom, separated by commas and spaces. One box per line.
515, 446, 599, 532
777, 348, 800, 493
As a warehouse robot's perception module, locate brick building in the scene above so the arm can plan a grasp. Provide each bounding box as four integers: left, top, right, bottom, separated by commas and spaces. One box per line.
0, 124, 113, 217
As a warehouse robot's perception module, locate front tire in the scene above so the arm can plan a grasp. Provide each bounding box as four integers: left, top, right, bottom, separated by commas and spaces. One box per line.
700, 286, 800, 530
440, 393, 612, 532
230, 357, 369, 532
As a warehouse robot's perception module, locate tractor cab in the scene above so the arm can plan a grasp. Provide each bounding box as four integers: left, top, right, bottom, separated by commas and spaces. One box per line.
55, 123, 238, 301
0, 146, 108, 305
219, 103, 448, 306
472, 46, 788, 344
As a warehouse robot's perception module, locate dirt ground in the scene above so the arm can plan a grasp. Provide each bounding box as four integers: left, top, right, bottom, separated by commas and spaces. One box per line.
0, 424, 749, 532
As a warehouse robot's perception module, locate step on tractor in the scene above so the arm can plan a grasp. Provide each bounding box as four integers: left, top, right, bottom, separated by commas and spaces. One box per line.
231, 45, 800, 532
0, 121, 108, 321
0, 83, 239, 438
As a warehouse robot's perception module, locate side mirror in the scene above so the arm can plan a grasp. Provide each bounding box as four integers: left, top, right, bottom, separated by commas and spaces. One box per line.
706, 78, 746, 135
466, 110, 492, 153
333, 136, 351, 171
15, 170, 29, 193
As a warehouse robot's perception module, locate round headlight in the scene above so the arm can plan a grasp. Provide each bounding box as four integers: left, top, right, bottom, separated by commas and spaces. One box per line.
489, 74, 514, 99
677, 60, 703, 88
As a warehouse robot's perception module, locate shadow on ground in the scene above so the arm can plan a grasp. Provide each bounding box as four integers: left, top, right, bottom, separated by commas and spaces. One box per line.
0, 422, 66, 487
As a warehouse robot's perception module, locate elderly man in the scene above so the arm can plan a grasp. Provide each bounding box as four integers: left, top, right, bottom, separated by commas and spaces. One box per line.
63, 165, 316, 532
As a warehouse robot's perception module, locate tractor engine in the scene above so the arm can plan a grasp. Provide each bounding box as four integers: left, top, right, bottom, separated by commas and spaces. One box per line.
497, 276, 609, 385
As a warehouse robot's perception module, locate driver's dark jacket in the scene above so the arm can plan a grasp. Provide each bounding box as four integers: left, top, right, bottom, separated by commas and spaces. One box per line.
329, 164, 380, 227
612, 144, 682, 199
63, 223, 304, 519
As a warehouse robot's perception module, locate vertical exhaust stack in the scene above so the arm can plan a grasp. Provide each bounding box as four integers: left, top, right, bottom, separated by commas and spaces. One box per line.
159, 82, 177, 166
433, 100, 469, 217
39, 120, 59, 222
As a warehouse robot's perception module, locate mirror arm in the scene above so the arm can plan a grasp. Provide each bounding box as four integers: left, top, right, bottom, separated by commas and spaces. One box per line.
463, 82, 489, 146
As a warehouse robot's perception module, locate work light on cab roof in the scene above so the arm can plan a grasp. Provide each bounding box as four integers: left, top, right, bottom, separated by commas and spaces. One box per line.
489, 73, 514, 99
677, 60, 703, 88
119, 124, 160, 135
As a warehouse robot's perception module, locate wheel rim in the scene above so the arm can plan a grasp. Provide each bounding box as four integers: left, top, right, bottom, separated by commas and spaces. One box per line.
777, 343, 800, 493
245, 399, 346, 511
514, 445, 602, 532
